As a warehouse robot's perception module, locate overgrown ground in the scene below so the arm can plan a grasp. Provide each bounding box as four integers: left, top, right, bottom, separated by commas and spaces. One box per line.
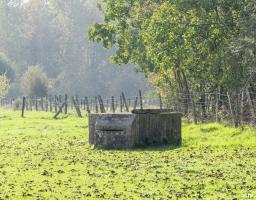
0, 109, 255, 199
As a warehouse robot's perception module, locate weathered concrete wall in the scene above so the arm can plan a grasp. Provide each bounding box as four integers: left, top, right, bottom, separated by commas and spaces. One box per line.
133, 112, 182, 146
89, 110, 182, 148
89, 114, 135, 148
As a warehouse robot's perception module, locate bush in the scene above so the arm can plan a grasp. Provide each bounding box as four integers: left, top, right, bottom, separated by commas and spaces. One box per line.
12, 98, 22, 110
21, 65, 49, 97
0, 74, 10, 98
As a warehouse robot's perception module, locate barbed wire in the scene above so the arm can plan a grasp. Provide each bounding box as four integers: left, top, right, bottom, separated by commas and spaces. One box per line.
1, 91, 256, 126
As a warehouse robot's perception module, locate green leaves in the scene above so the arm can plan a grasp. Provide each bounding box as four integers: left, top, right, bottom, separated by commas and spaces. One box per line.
89, 0, 256, 97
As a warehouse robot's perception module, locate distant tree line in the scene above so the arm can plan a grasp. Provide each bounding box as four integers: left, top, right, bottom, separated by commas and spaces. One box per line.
0, 0, 149, 98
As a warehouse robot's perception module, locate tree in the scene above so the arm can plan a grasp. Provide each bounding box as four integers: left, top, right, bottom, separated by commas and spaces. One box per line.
0, 74, 10, 98
20, 65, 49, 97
0, 52, 15, 81
89, 0, 254, 94
0, 0, 150, 97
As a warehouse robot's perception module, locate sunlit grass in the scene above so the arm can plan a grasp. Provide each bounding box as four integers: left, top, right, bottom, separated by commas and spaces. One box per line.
0, 109, 255, 199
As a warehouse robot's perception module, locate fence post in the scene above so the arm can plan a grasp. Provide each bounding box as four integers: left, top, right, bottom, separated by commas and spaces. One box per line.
21, 96, 26, 118
59, 95, 63, 113
111, 96, 115, 113
128, 98, 131, 110
122, 92, 129, 112
53, 102, 66, 119
54, 95, 57, 113
120, 95, 123, 112
139, 90, 143, 110
35, 97, 38, 111
49, 95, 52, 112
29, 96, 32, 111
75, 95, 79, 109
64, 94, 68, 114
72, 96, 82, 117
98, 95, 106, 113
40, 97, 43, 111
133, 97, 138, 110
95, 97, 98, 113
45, 96, 49, 112
85, 96, 90, 114
83, 97, 86, 110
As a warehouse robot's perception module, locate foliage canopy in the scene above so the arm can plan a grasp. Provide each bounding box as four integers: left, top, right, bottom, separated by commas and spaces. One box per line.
89, 0, 256, 96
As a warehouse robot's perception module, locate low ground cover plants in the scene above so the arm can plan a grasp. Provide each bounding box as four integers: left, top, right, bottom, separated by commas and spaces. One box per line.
0, 109, 255, 199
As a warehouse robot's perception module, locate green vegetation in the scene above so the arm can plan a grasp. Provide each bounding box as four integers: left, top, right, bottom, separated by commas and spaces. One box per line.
89, 0, 256, 96
0, 0, 149, 97
0, 109, 255, 199
89, 1, 256, 125
0, 74, 10, 98
0, 52, 15, 81
20, 65, 50, 97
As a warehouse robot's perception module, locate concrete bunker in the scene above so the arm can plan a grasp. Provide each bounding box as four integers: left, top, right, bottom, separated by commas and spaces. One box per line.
89, 109, 182, 148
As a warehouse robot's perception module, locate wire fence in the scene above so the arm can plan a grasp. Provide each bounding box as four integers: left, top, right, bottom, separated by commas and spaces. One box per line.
1, 89, 256, 126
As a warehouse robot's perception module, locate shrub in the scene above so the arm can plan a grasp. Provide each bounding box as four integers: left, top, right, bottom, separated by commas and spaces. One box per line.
21, 65, 49, 97
12, 98, 22, 110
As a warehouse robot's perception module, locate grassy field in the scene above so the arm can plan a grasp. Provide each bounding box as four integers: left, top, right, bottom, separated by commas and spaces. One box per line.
0, 109, 255, 199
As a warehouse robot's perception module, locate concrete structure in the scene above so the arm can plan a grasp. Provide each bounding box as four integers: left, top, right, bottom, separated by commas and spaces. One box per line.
89, 109, 182, 148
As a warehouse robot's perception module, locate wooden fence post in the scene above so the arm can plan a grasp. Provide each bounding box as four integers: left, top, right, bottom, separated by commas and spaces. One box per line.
95, 97, 98, 113
40, 97, 44, 111
120, 96, 123, 112
111, 96, 115, 113
54, 95, 57, 113
133, 97, 138, 110
98, 95, 106, 113
122, 92, 129, 112
128, 98, 131, 109
45, 96, 49, 112
53, 102, 66, 119
21, 96, 26, 118
139, 90, 143, 110
83, 97, 86, 110
29, 96, 32, 111
72, 96, 82, 117
35, 97, 38, 111
49, 95, 52, 112
64, 94, 68, 114
85, 96, 90, 114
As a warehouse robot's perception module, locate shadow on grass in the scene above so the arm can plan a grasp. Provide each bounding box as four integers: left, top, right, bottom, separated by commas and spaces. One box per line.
93, 144, 181, 152
200, 127, 218, 133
